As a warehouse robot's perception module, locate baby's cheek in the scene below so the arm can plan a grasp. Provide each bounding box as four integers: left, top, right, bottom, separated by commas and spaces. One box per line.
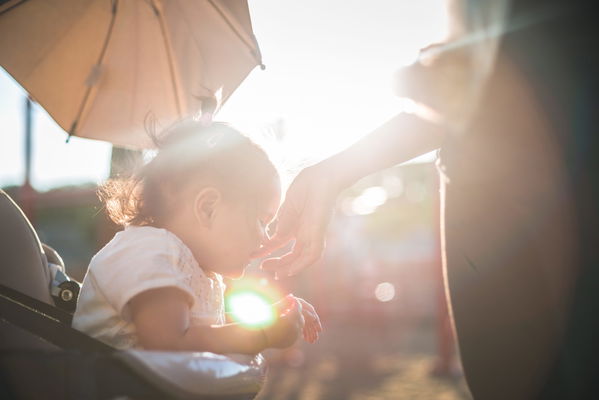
244, 219, 263, 249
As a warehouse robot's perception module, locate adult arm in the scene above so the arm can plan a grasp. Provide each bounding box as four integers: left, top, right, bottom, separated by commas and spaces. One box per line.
258, 112, 444, 277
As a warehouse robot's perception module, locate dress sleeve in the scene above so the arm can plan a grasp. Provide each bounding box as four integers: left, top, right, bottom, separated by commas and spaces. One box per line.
89, 227, 195, 320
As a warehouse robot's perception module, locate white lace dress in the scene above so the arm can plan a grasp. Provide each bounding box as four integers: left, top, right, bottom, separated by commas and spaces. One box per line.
72, 225, 225, 349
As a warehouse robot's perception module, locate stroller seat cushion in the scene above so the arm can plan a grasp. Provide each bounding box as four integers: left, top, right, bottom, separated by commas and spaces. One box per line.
115, 350, 266, 399
0, 190, 53, 304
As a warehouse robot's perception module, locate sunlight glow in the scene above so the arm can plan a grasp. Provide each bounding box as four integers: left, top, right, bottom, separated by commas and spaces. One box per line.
1, 1, 449, 190
350, 186, 388, 216
227, 291, 275, 327
219, 0, 450, 174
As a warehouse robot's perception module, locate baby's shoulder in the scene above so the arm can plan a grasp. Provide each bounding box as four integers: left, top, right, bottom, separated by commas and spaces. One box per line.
80, 226, 200, 318
90, 226, 188, 272
118, 225, 177, 243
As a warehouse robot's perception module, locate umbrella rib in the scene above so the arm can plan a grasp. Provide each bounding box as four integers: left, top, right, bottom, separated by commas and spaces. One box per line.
153, 2, 182, 118
206, 0, 263, 65
68, 0, 119, 139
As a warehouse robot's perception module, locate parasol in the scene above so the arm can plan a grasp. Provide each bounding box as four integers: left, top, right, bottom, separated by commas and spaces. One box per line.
0, 0, 264, 148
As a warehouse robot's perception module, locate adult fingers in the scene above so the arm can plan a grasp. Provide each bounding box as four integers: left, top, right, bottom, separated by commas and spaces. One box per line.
260, 241, 304, 274
262, 211, 328, 276
281, 240, 324, 277
269, 204, 298, 240
281, 203, 331, 276
251, 203, 300, 258
251, 234, 293, 259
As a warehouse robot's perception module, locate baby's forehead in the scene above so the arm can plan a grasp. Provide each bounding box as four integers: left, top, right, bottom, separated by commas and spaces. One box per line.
258, 181, 282, 213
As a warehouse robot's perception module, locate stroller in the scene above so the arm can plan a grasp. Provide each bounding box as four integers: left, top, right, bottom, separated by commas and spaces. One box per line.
0, 189, 266, 399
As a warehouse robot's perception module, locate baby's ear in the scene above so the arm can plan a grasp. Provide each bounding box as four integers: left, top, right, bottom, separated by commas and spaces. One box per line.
193, 187, 221, 227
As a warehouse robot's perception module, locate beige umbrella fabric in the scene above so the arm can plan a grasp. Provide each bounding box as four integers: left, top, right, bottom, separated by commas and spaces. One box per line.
0, 0, 263, 148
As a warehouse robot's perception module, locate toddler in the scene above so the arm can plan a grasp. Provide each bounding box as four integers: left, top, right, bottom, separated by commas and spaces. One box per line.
73, 121, 321, 354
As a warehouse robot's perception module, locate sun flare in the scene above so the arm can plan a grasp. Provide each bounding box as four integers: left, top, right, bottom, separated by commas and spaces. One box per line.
227, 291, 276, 327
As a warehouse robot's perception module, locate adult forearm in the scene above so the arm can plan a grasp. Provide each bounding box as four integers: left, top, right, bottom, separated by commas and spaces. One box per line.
321, 113, 444, 191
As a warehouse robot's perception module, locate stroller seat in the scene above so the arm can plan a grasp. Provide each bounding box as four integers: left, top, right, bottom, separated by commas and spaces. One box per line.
0, 189, 266, 399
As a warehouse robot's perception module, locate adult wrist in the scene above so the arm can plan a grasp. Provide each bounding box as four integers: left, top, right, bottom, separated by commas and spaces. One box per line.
310, 157, 349, 197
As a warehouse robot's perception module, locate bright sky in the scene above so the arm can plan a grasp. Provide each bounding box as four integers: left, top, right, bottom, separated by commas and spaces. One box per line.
0, 0, 448, 191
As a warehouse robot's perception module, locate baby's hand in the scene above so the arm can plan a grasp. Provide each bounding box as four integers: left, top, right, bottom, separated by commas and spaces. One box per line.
264, 295, 304, 349
274, 295, 322, 344
296, 298, 322, 344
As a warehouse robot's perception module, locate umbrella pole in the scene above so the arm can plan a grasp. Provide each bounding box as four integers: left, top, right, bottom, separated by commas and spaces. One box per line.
20, 96, 36, 224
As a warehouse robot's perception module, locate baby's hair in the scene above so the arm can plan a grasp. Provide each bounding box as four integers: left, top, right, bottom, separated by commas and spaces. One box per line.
100, 120, 278, 227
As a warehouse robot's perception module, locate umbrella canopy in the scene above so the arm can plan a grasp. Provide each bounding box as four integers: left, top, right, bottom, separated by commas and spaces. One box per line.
0, 0, 263, 148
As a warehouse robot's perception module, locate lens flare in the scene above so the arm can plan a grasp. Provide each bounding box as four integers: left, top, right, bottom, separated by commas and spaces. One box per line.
375, 282, 396, 302
227, 291, 275, 327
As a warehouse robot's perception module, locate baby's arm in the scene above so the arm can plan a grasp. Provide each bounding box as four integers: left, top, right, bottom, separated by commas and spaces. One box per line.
129, 287, 303, 354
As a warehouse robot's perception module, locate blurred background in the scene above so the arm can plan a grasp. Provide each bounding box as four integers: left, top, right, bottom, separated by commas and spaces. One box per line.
1, 0, 472, 398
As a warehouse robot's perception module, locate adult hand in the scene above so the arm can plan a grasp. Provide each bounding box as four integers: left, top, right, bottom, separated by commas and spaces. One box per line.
255, 163, 341, 278
252, 97, 445, 280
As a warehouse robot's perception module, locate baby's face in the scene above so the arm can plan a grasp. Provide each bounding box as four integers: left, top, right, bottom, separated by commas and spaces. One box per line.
198, 180, 280, 279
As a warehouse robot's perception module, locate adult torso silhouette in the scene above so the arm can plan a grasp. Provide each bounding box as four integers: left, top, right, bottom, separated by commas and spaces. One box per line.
439, 1, 598, 398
